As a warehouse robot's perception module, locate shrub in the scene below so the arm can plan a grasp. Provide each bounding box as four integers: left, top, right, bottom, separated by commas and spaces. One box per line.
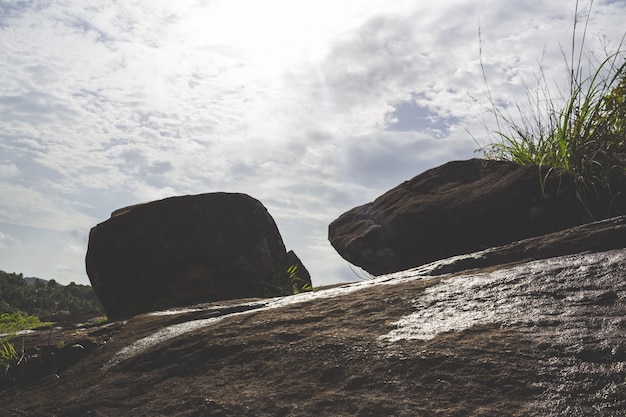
0, 311, 49, 334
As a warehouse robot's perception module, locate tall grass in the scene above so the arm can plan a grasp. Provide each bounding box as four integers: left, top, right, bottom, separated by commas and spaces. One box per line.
476, 0, 626, 220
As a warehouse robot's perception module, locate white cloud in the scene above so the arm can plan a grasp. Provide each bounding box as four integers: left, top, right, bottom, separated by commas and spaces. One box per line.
0, 182, 96, 232
0, 230, 18, 248
0, 223, 92, 284
0, 163, 20, 178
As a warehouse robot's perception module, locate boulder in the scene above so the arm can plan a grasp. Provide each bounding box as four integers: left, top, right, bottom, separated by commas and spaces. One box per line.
85, 192, 311, 319
329, 158, 587, 275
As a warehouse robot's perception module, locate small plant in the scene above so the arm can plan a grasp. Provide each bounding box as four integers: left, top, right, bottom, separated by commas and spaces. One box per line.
1, 338, 19, 375
1, 339, 18, 360
474, 0, 626, 220
288, 265, 313, 295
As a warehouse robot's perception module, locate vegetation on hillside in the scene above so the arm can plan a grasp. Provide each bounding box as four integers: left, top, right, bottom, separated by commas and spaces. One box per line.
0, 311, 50, 334
0, 270, 103, 319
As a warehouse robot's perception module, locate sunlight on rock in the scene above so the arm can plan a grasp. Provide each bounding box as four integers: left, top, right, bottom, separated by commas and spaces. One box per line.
380, 250, 626, 342
102, 266, 436, 370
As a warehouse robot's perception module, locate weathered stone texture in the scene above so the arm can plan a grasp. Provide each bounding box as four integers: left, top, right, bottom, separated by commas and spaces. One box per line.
329, 159, 585, 275
86, 192, 310, 319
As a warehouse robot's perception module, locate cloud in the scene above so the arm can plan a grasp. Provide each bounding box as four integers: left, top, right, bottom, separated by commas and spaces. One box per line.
0, 230, 18, 248
0, 182, 96, 232
0, 162, 20, 178
0, 222, 92, 284
0, 0, 624, 286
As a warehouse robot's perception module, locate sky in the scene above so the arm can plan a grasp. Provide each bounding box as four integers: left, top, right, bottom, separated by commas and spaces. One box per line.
0, 0, 625, 287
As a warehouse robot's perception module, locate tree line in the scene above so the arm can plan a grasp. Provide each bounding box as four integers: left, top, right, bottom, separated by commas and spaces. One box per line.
0, 270, 103, 318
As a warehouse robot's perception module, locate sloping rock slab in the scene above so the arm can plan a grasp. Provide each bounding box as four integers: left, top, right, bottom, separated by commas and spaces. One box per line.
3, 219, 626, 416
4, 250, 625, 416
329, 158, 584, 275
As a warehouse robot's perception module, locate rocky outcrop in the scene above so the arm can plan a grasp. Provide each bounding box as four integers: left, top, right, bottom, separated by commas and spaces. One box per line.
85, 192, 311, 320
328, 158, 586, 275
4, 217, 626, 416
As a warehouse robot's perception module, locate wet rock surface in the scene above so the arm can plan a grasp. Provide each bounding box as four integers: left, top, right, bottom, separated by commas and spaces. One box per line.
3, 218, 626, 416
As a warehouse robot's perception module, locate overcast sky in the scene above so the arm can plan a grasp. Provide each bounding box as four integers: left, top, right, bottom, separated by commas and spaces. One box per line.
1, 0, 624, 287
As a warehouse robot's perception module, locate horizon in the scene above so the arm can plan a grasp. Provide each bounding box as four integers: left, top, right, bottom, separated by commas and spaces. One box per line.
1, 0, 625, 286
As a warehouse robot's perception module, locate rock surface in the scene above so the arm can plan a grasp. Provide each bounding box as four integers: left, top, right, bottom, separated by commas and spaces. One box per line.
86, 192, 311, 320
3, 216, 626, 416
329, 158, 586, 276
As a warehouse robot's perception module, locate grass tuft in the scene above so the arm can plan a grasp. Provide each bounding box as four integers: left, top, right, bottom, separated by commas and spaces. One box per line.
288, 264, 313, 295
475, 0, 626, 220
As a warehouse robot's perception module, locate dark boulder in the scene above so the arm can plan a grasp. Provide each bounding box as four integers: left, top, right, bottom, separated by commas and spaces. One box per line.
328, 158, 587, 275
86, 192, 311, 319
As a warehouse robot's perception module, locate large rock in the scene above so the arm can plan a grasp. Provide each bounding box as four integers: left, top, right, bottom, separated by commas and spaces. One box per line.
329, 158, 587, 275
86, 192, 311, 319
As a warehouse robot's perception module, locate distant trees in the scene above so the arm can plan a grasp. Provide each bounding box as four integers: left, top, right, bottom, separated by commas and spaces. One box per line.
0, 270, 103, 317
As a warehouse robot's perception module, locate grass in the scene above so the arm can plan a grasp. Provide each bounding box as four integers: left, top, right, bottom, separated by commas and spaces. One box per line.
288, 265, 313, 295
475, 0, 626, 221
0, 338, 19, 374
